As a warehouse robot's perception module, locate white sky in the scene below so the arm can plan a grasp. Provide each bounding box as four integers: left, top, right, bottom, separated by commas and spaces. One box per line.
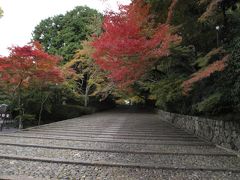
0, 0, 130, 56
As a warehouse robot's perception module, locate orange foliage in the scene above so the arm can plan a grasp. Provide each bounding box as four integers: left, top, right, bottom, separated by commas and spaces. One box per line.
0, 42, 65, 92
183, 55, 229, 94
127, 0, 150, 26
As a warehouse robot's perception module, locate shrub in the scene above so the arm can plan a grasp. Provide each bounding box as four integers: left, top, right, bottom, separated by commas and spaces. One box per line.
49, 104, 94, 121
193, 92, 222, 114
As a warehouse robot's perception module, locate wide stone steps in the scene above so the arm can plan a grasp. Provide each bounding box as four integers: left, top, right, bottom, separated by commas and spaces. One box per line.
27, 127, 187, 133
0, 137, 222, 154
25, 127, 191, 133
18, 131, 199, 140
1, 159, 240, 180
0, 133, 211, 146
0, 110, 240, 179
24, 131, 196, 138
0, 145, 239, 171
32, 126, 186, 131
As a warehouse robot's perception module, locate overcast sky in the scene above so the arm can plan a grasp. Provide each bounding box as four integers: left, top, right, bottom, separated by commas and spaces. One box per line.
0, 0, 130, 56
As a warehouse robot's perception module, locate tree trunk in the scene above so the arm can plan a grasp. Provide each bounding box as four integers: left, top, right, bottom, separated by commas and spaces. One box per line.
84, 86, 89, 107
18, 87, 23, 129
38, 93, 49, 126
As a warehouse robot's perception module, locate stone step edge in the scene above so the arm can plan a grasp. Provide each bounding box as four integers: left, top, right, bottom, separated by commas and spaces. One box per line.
0, 142, 234, 157
0, 175, 43, 180
22, 130, 189, 135
27, 129, 187, 133
26, 129, 189, 134
23, 129, 192, 137
19, 132, 200, 141
0, 134, 215, 146
0, 154, 240, 173
30, 127, 184, 131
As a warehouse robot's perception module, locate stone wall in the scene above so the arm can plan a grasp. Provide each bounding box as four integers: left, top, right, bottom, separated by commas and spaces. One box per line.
158, 110, 240, 153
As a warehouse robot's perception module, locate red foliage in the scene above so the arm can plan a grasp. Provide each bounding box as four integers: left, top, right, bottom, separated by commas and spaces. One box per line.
166, 0, 178, 24
92, 0, 180, 88
0, 42, 64, 92
182, 55, 229, 94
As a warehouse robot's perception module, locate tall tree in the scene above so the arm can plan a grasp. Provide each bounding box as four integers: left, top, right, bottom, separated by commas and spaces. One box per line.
92, 0, 180, 88
65, 40, 113, 107
33, 6, 102, 63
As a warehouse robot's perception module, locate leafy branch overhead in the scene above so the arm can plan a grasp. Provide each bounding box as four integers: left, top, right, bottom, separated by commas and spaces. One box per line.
92, 0, 181, 88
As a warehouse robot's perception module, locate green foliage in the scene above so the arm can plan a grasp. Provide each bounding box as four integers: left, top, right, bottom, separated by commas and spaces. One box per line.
15, 114, 36, 128
49, 104, 93, 121
2, 0, 239, 121
225, 37, 240, 111
136, 0, 240, 117
0, 7, 3, 18
193, 92, 222, 114
88, 96, 116, 111
0, 91, 12, 105
24, 89, 53, 113
198, 0, 240, 24
65, 40, 111, 107
33, 6, 102, 62
148, 0, 216, 52
57, 82, 83, 105
194, 48, 226, 68
148, 75, 185, 111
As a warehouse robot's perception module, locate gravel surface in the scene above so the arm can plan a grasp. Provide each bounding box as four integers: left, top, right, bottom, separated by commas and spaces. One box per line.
0, 145, 239, 169
18, 131, 199, 141
0, 146, 240, 170
0, 137, 226, 154
0, 133, 210, 146
25, 129, 189, 136
0, 110, 239, 179
0, 159, 240, 180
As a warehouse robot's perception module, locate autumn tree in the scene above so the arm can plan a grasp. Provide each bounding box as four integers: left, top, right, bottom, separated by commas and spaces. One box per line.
0, 42, 64, 128
65, 40, 113, 107
92, 0, 180, 88
31, 43, 65, 125
99, 0, 240, 116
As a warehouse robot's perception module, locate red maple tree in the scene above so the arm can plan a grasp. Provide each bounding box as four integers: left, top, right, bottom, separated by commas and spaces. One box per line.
0, 41, 65, 128
92, 0, 180, 88
0, 42, 64, 90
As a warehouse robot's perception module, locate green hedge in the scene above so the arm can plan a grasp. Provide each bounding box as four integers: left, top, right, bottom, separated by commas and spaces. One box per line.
49, 104, 94, 121
20, 104, 93, 127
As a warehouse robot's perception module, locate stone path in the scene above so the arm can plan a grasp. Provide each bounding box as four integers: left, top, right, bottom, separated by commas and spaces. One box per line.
0, 110, 240, 179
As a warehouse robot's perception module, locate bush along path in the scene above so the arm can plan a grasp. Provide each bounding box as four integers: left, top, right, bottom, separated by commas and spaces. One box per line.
0, 110, 240, 179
